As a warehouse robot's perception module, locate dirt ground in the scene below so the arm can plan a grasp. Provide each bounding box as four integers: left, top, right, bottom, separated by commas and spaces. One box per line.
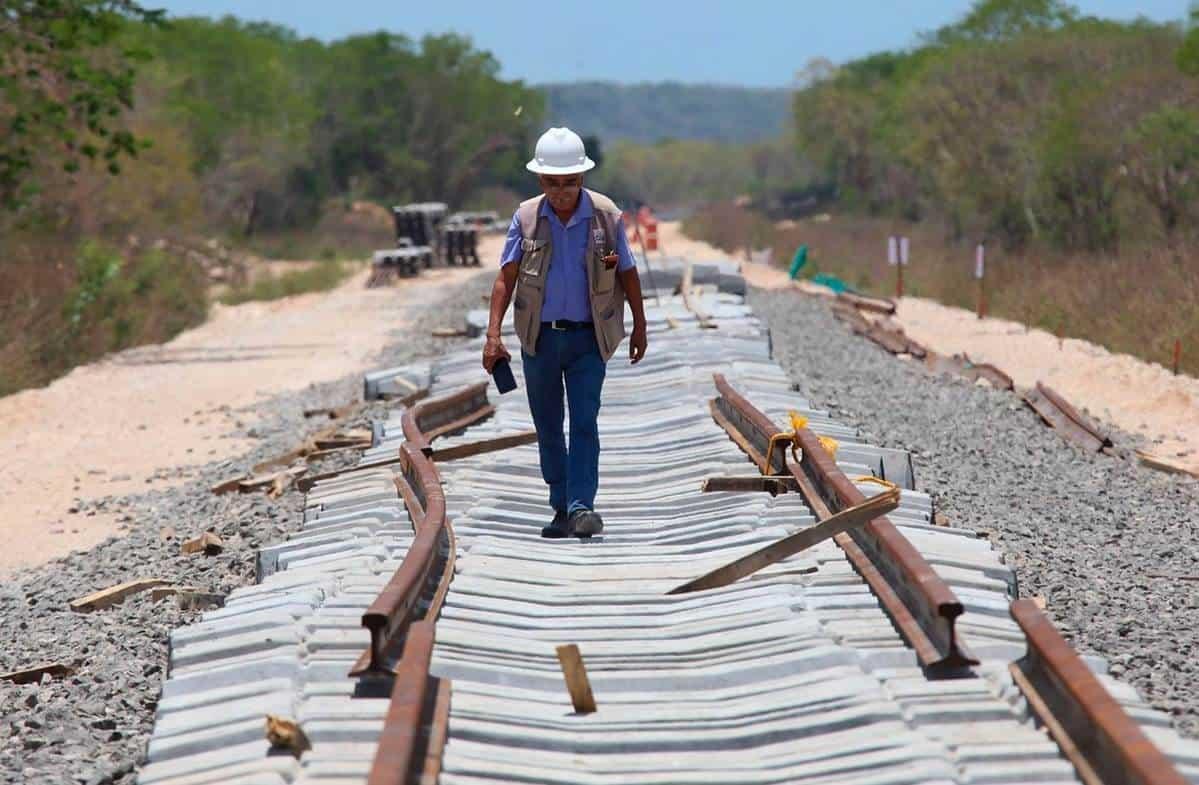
0, 238, 502, 575
661, 220, 1199, 475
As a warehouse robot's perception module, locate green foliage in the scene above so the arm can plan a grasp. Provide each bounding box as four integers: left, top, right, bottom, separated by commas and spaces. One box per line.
218, 260, 352, 305
542, 82, 792, 144
792, 0, 1199, 251
0, 0, 163, 210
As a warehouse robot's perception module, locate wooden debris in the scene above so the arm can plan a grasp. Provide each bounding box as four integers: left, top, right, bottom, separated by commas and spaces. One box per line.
1136, 450, 1199, 478
295, 455, 403, 493
836, 291, 896, 315
181, 531, 224, 556
210, 476, 244, 495
668, 487, 901, 595
159, 526, 176, 541
933, 512, 950, 527
265, 715, 311, 757
313, 429, 371, 450
431, 327, 468, 338
0, 662, 75, 685
1023, 382, 1113, 453
430, 430, 539, 462
555, 644, 597, 714
70, 578, 170, 612
302, 403, 359, 420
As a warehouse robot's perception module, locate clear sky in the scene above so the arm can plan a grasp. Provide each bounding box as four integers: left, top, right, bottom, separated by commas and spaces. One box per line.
146, 0, 1187, 86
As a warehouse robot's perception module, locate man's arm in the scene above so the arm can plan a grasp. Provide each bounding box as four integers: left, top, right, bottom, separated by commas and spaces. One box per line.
618, 266, 648, 364
482, 214, 523, 372
483, 264, 518, 372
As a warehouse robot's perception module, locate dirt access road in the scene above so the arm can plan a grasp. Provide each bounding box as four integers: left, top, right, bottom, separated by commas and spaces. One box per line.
0, 243, 500, 575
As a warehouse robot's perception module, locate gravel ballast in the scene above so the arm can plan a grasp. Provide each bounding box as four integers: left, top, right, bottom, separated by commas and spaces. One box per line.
0, 270, 495, 785
751, 286, 1199, 739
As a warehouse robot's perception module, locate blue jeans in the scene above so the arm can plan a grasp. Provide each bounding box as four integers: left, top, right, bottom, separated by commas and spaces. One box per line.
521, 327, 606, 514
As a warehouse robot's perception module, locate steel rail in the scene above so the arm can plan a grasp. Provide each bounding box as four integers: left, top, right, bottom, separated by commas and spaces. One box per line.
1009, 599, 1188, 785
711, 373, 977, 673
352, 382, 489, 677
353, 383, 495, 785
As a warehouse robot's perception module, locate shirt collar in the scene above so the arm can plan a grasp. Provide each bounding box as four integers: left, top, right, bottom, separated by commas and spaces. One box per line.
540, 189, 593, 228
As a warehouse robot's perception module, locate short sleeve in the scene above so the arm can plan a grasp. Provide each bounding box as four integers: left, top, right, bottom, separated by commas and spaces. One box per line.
499, 213, 523, 267
614, 218, 637, 273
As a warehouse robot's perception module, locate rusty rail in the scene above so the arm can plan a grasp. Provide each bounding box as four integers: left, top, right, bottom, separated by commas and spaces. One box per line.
350, 383, 491, 677
1009, 599, 1188, 785
711, 373, 976, 673
366, 621, 441, 785
402, 381, 494, 455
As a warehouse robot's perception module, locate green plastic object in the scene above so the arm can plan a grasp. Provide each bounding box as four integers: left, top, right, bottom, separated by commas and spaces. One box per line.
811, 273, 849, 293
788, 245, 809, 279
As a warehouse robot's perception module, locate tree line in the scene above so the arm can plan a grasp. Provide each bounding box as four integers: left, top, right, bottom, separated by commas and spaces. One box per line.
792, 0, 1199, 253
1, 1, 544, 240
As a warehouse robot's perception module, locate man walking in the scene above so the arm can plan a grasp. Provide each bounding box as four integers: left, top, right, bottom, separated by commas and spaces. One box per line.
482, 127, 648, 538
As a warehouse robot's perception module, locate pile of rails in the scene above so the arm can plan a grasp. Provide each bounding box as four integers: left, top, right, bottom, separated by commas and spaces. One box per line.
135, 260, 1199, 785
369, 204, 485, 287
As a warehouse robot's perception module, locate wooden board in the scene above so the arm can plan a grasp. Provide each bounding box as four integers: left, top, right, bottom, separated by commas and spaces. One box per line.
555, 644, 597, 714
0, 662, 75, 684
668, 487, 900, 594
70, 578, 169, 612
181, 531, 224, 556
430, 431, 538, 462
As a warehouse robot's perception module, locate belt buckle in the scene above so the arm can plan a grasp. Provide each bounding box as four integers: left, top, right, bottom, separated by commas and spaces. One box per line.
551, 319, 567, 331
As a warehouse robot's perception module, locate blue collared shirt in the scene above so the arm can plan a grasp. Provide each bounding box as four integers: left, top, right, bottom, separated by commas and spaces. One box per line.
500, 191, 636, 322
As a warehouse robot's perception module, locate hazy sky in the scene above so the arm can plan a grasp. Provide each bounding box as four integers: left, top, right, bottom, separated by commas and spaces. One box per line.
148, 1, 1187, 86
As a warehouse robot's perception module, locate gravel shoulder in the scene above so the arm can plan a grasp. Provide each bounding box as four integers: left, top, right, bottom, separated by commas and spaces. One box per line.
0, 265, 497, 785
751, 285, 1199, 740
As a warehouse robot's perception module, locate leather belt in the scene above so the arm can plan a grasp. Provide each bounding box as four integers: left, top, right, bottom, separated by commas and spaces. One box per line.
543, 319, 593, 332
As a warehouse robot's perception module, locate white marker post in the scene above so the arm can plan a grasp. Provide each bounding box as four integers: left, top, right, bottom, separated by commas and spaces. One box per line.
975, 244, 986, 320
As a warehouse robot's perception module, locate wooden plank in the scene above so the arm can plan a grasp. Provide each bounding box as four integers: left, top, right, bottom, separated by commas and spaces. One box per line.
430, 430, 538, 462
265, 715, 311, 757
296, 455, 403, 493
668, 487, 900, 594
181, 531, 224, 556
837, 291, 896, 314
70, 578, 169, 612
1136, 450, 1199, 478
210, 476, 244, 495
0, 663, 75, 685
555, 644, 597, 714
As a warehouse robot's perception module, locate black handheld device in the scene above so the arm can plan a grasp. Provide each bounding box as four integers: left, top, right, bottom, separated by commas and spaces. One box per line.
492, 358, 517, 394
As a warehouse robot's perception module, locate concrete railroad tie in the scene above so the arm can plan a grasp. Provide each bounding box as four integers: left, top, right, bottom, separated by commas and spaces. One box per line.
137, 265, 1199, 785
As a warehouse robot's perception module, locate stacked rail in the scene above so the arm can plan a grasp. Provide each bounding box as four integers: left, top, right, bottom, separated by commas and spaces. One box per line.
137, 266, 1199, 785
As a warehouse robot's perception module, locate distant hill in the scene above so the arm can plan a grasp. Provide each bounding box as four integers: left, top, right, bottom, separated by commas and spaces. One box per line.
539, 81, 792, 145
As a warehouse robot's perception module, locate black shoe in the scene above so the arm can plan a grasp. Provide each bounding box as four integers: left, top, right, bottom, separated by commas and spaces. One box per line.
540, 510, 573, 539
569, 508, 604, 538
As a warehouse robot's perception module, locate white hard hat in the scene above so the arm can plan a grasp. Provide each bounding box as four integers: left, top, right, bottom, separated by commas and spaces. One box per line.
526, 127, 595, 175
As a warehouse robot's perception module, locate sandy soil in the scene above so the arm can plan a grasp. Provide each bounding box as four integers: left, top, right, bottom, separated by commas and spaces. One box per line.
0, 240, 501, 575
894, 297, 1199, 471
663, 220, 1199, 474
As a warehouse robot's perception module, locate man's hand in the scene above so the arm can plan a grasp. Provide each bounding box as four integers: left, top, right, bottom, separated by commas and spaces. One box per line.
629, 324, 647, 365
482, 334, 511, 373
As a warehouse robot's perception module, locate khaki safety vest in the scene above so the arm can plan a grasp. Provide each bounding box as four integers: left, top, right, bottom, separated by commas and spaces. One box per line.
512, 188, 627, 362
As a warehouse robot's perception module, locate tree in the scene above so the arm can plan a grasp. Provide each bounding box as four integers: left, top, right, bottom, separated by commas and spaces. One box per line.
0, 0, 163, 210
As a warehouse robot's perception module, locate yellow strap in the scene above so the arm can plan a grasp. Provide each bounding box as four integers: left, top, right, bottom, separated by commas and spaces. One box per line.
852, 475, 898, 491
816, 435, 839, 459
788, 411, 808, 432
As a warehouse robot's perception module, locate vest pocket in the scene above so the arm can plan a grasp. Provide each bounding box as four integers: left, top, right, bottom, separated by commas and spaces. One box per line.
592, 257, 616, 294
